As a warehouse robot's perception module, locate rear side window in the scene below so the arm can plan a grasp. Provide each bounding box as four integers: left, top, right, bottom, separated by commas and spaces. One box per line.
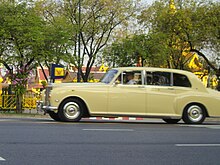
146, 71, 171, 86
173, 73, 191, 87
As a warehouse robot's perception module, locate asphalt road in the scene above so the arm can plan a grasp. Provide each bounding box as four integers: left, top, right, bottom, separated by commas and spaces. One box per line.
0, 118, 220, 165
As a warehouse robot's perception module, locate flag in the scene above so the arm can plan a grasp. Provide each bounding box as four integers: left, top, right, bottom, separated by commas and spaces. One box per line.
50, 64, 65, 79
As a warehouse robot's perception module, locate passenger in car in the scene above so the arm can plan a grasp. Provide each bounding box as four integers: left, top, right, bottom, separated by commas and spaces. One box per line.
153, 76, 160, 85
126, 72, 136, 85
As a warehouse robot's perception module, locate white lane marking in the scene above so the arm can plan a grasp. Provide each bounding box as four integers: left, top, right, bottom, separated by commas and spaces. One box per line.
180, 125, 220, 129
0, 157, 6, 161
176, 144, 220, 147
207, 125, 220, 129
82, 129, 134, 132
0, 119, 15, 122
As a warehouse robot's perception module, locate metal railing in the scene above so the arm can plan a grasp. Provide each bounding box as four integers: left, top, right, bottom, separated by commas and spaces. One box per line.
0, 89, 40, 112
0, 94, 16, 110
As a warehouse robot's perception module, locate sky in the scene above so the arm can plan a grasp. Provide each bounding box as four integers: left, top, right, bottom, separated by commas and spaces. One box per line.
143, 0, 155, 4
141, 0, 155, 5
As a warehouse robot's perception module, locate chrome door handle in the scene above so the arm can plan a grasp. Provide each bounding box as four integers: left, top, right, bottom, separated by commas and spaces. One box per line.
138, 86, 145, 88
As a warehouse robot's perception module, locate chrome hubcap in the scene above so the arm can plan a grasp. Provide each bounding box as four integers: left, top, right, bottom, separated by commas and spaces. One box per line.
63, 102, 80, 119
187, 105, 203, 122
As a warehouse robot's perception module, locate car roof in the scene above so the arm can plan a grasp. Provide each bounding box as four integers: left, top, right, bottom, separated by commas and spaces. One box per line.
113, 67, 193, 75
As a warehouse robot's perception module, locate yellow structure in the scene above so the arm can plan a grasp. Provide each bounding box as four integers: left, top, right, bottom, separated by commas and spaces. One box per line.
188, 53, 202, 71
0, 91, 39, 111
169, 0, 176, 14
99, 61, 108, 72
168, 0, 216, 88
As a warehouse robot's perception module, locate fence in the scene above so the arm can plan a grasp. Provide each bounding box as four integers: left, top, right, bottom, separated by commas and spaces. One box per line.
0, 87, 40, 112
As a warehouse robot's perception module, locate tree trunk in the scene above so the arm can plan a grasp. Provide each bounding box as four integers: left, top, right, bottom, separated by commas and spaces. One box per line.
16, 94, 23, 113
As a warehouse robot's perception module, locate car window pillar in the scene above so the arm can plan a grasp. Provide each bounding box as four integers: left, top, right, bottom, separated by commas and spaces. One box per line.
171, 72, 174, 86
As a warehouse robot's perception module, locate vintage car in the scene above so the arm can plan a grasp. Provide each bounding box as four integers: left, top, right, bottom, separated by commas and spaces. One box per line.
37, 67, 220, 124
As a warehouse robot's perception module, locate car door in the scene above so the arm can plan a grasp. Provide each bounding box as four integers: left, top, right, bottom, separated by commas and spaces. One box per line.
108, 71, 146, 116
145, 71, 177, 116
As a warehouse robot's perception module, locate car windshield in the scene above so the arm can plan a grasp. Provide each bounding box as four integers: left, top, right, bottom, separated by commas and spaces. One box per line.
100, 69, 118, 84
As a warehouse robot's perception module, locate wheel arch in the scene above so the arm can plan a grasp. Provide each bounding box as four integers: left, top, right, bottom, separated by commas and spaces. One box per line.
182, 102, 209, 117
58, 96, 90, 117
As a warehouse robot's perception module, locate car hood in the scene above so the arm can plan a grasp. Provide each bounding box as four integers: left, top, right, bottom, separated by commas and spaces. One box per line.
51, 82, 109, 89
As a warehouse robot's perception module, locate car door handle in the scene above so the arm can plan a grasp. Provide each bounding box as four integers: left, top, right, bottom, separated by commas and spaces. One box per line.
168, 87, 174, 90
138, 86, 145, 88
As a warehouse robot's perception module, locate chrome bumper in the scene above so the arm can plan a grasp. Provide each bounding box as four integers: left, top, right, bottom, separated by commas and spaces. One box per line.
36, 101, 58, 113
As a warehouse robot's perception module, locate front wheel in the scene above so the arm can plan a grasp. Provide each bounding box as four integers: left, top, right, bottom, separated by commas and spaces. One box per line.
182, 104, 206, 124
48, 111, 61, 121
58, 98, 84, 122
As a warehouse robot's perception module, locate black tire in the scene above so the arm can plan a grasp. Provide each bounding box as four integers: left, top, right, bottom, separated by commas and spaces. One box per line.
48, 111, 61, 121
58, 98, 84, 122
182, 104, 206, 124
163, 119, 180, 124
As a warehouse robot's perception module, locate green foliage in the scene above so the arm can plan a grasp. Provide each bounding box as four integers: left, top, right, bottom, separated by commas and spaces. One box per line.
1, 0, 219, 85
10, 68, 31, 95
0, 1, 44, 58
0, 1, 45, 73
103, 33, 169, 67
138, 0, 220, 70
0, 1, 45, 112
61, 0, 140, 81
41, 81, 47, 88
34, 0, 72, 67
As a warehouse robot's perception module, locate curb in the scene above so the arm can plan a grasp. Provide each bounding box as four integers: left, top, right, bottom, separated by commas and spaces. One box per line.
1, 112, 220, 123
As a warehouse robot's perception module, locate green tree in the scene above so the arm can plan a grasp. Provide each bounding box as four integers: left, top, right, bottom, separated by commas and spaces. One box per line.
139, 0, 220, 72
139, 0, 190, 69
0, 1, 45, 112
34, 0, 73, 82
32, 0, 141, 82
185, 1, 220, 73
61, 0, 140, 82
102, 33, 168, 67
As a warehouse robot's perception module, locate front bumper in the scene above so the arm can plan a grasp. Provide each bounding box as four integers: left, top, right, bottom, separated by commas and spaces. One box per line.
36, 101, 58, 113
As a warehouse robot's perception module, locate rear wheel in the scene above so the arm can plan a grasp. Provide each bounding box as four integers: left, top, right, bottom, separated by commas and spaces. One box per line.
182, 104, 206, 124
48, 111, 60, 121
58, 98, 84, 122
163, 119, 180, 124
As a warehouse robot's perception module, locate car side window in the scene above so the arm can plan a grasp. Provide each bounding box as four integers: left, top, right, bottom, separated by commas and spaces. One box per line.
173, 73, 191, 87
101, 69, 118, 84
146, 71, 171, 86
115, 71, 142, 85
